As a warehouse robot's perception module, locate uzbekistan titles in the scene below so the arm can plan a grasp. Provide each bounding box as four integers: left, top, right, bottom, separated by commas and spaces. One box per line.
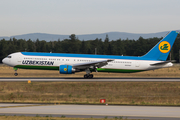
22, 60, 54, 65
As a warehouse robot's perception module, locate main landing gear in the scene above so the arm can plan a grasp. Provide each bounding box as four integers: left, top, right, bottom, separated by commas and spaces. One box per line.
84, 74, 93, 79
13, 67, 18, 76
84, 68, 93, 79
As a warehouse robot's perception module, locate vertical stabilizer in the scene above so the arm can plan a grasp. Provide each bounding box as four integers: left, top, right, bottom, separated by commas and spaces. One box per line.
141, 31, 178, 61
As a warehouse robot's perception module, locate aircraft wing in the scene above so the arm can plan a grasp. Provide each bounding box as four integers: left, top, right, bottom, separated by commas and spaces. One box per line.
72, 59, 114, 70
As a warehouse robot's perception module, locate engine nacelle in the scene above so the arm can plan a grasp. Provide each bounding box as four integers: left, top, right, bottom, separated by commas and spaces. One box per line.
59, 65, 75, 74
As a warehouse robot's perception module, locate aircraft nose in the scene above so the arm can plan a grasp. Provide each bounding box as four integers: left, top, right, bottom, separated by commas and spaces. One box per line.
2, 58, 6, 64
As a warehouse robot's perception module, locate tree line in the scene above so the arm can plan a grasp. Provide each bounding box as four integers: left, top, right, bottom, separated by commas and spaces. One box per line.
0, 34, 180, 63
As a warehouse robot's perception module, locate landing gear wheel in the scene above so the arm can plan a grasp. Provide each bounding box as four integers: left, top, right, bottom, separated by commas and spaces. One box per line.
13, 67, 18, 76
84, 74, 93, 79
89, 74, 93, 78
84, 74, 88, 78
14, 73, 18, 76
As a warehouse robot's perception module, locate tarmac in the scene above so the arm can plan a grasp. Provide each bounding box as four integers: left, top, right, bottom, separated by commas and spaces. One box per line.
0, 104, 180, 120
1, 77, 180, 82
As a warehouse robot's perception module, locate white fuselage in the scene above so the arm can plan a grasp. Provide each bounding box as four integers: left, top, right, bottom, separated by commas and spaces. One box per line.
2, 52, 173, 72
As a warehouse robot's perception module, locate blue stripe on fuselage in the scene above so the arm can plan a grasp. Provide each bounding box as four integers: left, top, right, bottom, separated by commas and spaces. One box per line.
21, 52, 159, 61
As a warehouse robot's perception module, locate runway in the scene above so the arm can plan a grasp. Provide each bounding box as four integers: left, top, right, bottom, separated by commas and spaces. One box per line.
0, 77, 180, 82
0, 104, 180, 120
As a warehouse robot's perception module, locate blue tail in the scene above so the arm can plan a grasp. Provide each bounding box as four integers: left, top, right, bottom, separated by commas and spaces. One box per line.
141, 31, 178, 61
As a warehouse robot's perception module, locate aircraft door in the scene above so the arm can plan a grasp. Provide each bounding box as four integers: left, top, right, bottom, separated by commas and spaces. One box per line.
135, 62, 140, 67
17, 56, 22, 64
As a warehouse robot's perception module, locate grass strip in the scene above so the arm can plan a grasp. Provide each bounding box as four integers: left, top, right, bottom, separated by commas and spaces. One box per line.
0, 81, 180, 106
0, 115, 143, 120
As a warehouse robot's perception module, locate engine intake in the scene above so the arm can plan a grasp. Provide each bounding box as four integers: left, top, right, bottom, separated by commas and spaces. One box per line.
59, 65, 75, 74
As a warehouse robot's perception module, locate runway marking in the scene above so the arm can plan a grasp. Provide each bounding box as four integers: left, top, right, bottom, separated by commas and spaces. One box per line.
0, 104, 48, 109
1, 78, 180, 82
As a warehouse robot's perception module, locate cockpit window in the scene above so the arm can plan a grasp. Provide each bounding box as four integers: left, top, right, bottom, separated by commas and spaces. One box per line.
7, 56, 12, 58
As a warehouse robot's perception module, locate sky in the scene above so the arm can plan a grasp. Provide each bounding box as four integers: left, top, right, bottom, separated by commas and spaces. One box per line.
0, 0, 180, 36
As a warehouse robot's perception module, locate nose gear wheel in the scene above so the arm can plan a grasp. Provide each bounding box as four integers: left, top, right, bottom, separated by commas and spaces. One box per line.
13, 67, 18, 76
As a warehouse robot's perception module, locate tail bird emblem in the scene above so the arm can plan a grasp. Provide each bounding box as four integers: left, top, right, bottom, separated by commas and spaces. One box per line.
160, 44, 169, 50
159, 41, 170, 53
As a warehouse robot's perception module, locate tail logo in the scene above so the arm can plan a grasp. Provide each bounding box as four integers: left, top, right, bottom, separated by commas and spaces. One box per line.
159, 41, 171, 53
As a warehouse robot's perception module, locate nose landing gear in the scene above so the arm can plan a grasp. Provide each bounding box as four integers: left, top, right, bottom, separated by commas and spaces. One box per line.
14, 73, 18, 76
13, 67, 18, 76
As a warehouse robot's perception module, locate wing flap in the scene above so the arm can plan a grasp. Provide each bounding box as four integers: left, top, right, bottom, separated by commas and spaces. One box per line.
73, 59, 113, 69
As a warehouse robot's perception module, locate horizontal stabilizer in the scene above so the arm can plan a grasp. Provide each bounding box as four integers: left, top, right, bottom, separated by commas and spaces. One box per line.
150, 60, 175, 66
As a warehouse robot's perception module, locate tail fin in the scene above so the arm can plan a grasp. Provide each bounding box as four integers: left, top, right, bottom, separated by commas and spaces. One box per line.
141, 31, 178, 61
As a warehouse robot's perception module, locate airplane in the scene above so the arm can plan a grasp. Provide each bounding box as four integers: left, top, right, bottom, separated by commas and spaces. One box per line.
2, 31, 179, 78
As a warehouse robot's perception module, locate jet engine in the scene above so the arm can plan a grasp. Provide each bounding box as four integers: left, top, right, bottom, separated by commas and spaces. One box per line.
59, 65, 75, 74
